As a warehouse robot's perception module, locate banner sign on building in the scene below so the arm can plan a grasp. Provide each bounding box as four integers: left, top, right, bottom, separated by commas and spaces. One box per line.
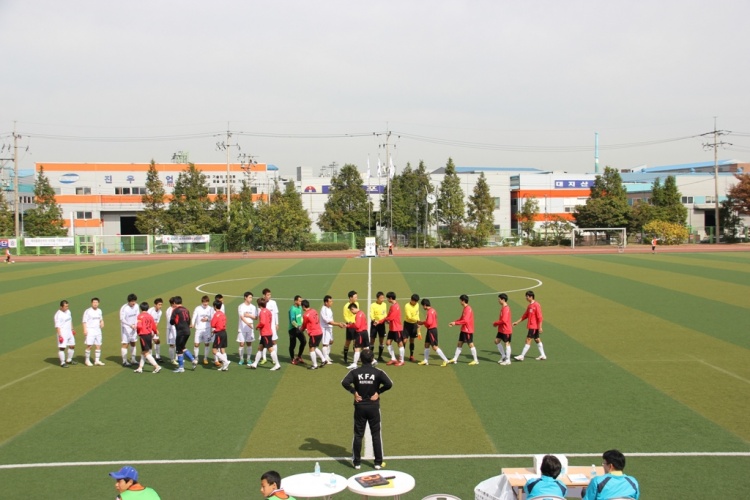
554, 180, 593, 189
24, 237, 75, 247
0, 239, 17, 249
322, 185, 385, 194
160, 235, 210, 244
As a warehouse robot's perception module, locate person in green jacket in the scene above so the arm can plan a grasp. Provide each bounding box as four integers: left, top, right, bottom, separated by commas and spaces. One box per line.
288, 295, 306, 364
260, 470, 296, 500
109, 466, 160, 499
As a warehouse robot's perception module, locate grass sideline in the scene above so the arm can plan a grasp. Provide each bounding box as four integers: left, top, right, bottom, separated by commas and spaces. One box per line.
0, 252, 748, 498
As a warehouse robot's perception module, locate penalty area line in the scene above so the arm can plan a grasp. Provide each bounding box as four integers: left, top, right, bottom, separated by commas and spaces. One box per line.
2, 452, 749, 470
0, 367, 51, 392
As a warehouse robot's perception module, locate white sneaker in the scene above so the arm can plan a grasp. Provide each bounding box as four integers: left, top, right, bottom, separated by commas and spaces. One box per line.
122, 360, 132, 367
222, 360, 231, 371
134, 368, 143, 373
248, 363, 257, 369
326, 358, 334, 364
85, 360, 93, 367
153, 366, 161, 374
173, 367, 185, 373
94, 360, 105, 366
513, 355, 524, 361
270, 364, 281, 371
497, 359, 503, 364
501, 360, 511, 366
536, 355, 547, 361
346, 363, 357, 370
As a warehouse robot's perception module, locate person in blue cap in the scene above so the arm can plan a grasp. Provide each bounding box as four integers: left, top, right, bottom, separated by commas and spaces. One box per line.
108, 466, 161, 499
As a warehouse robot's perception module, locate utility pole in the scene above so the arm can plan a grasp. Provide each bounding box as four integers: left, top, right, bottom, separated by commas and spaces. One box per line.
374, 129, 398, 246
216, 125, 246, 221
12, 122, 21, 238
701, 118, 731, 243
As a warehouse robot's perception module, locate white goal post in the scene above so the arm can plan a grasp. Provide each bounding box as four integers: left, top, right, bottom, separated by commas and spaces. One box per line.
572, 227, 627, 250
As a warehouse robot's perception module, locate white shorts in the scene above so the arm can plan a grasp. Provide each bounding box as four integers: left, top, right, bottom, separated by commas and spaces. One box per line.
194, 330, 212, 344
57, 331, 75, 348
237, 328, 255, 343
167, 326, 176, 344
121, 328, 137, 344
85, 333, 102, 346
322, 329, 334, 345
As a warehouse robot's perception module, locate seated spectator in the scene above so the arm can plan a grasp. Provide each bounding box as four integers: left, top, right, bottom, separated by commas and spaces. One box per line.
260, 470, 296, 500
523, 454, 567, 499
583, 449, 640, 499
108, 466, 161, 499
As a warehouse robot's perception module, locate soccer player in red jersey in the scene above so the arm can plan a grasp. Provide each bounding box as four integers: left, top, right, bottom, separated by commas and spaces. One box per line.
249, 297, 281, 371
377, 291, 405, 366
134, 302, 161, 373
447, 294, 479, 365
416, 298, 450, 366
345, 302, 370, 369
494, 293, 513, 365
300, 299, 328, 370
211, 300, 231, 371
513, 290, 546, 361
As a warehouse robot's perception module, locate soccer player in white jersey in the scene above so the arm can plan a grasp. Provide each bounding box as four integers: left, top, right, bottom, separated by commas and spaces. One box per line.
320, 295, 341, 364
148, 298, 164, 362
119, 293, 139, 366
237, 291, 257, 366
82, 297, 105, 366
191, 295, 214, 365
262, 288, 279, 364
165, 297, 178, 365
55, 300, 76, 367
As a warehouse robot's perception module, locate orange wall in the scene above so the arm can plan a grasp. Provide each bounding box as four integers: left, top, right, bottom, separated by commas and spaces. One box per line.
38, 162, 268, 172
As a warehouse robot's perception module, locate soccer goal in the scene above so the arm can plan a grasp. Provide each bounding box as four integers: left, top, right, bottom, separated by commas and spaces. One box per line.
572, 227, 627, 251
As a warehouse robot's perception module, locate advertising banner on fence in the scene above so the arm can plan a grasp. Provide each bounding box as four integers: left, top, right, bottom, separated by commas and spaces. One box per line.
160, 235, 210, 244
24, 237, 75, 247
0, 239, 17, 249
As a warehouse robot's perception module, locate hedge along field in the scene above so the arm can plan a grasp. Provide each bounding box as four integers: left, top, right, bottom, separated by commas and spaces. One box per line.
0, 252, 748, 499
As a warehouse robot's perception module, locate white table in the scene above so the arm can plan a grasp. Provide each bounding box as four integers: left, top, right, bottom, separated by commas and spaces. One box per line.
283, 472, 348, 499
347, 470, 416, 500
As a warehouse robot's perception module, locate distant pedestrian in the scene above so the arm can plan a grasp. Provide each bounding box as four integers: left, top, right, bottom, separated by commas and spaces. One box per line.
651, 237, 658, 254
388, 240, 393, 256
4, 247, 14, 263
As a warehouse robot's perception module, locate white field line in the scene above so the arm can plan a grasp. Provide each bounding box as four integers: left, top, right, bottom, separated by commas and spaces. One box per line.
1, 452, 749, 470
690, 356, 750, 385
0, 367, 51, 392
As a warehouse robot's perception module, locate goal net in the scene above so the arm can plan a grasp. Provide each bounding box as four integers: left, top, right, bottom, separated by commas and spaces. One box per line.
572, 228, 627, 250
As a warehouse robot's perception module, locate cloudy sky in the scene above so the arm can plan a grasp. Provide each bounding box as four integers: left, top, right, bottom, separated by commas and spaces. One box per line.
1, 0, 749, 178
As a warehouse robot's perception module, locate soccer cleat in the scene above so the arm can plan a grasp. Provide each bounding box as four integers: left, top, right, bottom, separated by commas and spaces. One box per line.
222, 360, 231, 371
468, 360, 479, 366
441, 361, 449, 367
155, 357, 162, 363
94, 360, 105, 366
395, 360, 405, 366
418, 360, 429, 365
122, 361, 132, 367
248, 363, 257, 369
260, 359, 268, 365
203, 359, 209, 365
535, 355, 547, 361
377, 357, 385, 363
67, 360, 78, 365
353, 464, 361, 470
214, 361, 222, 367
238, 360, 245, 366
129, 359, 137, 365
153, 366, 161, 374
326, 359, 334, 364
85, 360, 93, 367
191, 359, 198, 371
346, 363, 357, 370
171, 359, 179, 366
297, 357, 306, 365
374, 462, 386, 470
291, 358, 298, 365
501, 360, 511, 366
61, 363, 68, 368
409, 356, 416, 362
497, 359, 504, 364
371, 360, 378, 367
446, 358, 457, 364
173, 367, 185, 373
513, 355, 524, 361
270, 364, 281, 371
134, 368, 143, 373
309, 365, 318, 370
386, 360, 397, 366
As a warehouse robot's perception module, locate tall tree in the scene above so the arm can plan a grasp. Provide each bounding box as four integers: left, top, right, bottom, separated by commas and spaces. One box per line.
467, 172, 495, 244
23, 166, 67, 237
226, 181, 258, 251
135, 160, 167, 234
165, 163, 214, 235
383, 161, 433, 238
727, 173, 750, 215
574, 166, 630, 228
516, 197, 540, 241
436, 157, 465, 247
652, 175, 687, 224
318, 164, 371, 234
0, 189, 14, 236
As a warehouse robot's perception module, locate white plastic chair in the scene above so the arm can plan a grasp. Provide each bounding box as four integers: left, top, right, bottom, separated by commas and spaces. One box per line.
422, 495, 461, 500
532, 454, 568, 475
474, 474, 515, 500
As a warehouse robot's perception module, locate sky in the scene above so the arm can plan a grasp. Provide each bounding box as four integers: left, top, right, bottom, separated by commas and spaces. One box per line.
1, 0, 749, 180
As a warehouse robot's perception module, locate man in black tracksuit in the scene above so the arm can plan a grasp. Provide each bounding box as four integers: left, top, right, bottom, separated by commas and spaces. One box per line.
341, 349, 393, 469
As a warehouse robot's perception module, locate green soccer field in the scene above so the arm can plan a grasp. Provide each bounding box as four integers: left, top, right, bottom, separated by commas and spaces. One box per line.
1, 252, 749, 499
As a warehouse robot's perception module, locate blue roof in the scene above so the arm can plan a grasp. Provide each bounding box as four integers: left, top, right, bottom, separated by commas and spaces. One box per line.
456, 166, 543, 173
267, 164, 279, 171
632, 159, 740, 173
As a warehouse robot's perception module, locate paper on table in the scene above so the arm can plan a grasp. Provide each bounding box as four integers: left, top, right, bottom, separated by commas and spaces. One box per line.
523, 474, 540, 481
568, 473, 590, 483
